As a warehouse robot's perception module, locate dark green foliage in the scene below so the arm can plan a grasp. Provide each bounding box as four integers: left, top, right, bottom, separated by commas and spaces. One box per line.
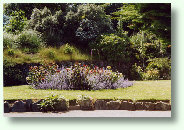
7, 49, 15, 56
92, 34, 131, 63
47, 51, 56, 59
4, 10, 27, 33
65, 4, 114, 45
4, 3, 69, 19
137, 3, 171, 43
3, 59, 29, 86
3, 3, 171, 81
16, 29, 43, 53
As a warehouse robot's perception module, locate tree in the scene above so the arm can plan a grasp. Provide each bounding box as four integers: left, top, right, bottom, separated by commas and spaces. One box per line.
65, 4, 114, 45
4, 3, 69, 19
29, 7, 65, 46
137, 3, 171, 44
4, 10, 27, 33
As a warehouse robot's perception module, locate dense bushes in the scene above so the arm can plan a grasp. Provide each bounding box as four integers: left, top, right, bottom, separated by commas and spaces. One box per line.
16, 30, 43, 53
3, 32, 17, 49
3, 29, 43, 54
132, 58, 171, 80
29, 7, 64, 46
3, 3, 171, 84
26, 63, 133, 90
146, 58, 171, 80
91, 34, 131, 63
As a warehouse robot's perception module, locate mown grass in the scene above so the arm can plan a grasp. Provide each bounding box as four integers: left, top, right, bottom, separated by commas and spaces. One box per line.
3, 44, 90, 64
4, 80, 171, 101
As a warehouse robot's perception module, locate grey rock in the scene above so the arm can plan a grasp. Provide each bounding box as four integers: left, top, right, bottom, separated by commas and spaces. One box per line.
25, 99, 32, 112
95, 100, 107, 110
32, 100, 42, 112
155, 102, 170, 111
79, 100, 93, 110
107, 101, 121, 110
120, 101, 135, 110
11, 100, 26, 112
54, 100, 68, 111
4, 101, 10, 113
143, 102, 155, 110
135, 102, 144, 110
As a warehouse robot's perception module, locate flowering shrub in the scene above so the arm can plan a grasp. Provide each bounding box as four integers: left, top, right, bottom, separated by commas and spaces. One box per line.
26, 63, 133, 90
26, 63, 59, 88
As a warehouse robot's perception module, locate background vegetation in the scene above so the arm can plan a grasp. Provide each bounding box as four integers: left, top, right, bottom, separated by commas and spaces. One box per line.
3, 3, 171, 86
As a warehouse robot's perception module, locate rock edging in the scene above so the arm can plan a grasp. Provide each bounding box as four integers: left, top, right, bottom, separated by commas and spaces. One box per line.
4, 99, 171, 113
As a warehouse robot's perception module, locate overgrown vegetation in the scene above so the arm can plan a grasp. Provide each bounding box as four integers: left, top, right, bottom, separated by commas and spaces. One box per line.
3, 3, 171, 87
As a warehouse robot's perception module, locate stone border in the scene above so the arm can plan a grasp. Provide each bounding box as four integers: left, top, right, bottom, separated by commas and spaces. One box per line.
4, 99, 171, 113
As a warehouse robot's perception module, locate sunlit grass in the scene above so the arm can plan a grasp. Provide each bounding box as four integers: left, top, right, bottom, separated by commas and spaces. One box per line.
3, 44, 90, 64
4, 80, 171, 101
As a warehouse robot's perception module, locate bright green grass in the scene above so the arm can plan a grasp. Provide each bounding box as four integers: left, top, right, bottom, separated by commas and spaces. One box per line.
3, 44, 90, 64
4, 80, 171, 101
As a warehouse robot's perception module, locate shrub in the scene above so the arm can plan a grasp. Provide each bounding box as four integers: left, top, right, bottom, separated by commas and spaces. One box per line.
47, 51, 56, 59
7, 49, 15, 56
3, 32, 17, 49
38, 95, 68, 112
146, 58, 171, 80
29, 7, 64, 46
64, 43, 73, 54
16, 29, 43, 53
143, 68, 160, 80
4, 10, 27, 33
27, 63, 133, 90
92, 34, 131, 63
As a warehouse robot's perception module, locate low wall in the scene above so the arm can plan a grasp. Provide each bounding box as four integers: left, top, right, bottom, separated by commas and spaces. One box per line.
4, 99, 171, 113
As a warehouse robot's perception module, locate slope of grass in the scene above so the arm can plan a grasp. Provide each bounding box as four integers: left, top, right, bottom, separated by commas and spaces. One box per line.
4, 80, 171, 101
3, 44, 90, 64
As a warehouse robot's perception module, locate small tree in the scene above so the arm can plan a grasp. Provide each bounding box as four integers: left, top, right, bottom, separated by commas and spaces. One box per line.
4, 10, 27, 34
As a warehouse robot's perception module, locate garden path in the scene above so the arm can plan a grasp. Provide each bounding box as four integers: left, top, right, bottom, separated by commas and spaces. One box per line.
4, 110, 171, 117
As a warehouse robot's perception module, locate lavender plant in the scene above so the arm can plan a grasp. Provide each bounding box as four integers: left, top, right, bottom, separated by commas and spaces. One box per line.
27, 63, 133, 90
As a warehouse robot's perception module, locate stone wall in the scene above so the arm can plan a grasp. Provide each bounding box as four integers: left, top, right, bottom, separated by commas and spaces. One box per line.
4, 99, 171, 113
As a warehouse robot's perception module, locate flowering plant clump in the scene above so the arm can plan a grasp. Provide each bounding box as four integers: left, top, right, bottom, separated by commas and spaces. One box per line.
26, 63, 59, 88
26, 62, 133, 90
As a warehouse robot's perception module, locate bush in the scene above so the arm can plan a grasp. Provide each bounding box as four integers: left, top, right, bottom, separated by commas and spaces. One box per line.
143, 68, 160, 80
3, 32, 17, 49
146, 58, 171, 80
64, 43, 73, 54
92, 34, 131, 63
4, 10, 27, 33
16, 29, 43, 53
7, 49, 15, 56
47, 51, 56, 59
29, 7, 64, 46
38, 95, 68, 112
26, 63, 133, 90
131, 58, 171, 80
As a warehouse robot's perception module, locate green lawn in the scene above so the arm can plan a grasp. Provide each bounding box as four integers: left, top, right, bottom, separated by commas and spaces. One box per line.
3, 80, 171, 101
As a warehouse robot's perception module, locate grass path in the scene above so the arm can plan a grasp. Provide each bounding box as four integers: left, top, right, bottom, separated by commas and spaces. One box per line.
4, 80, 171, 101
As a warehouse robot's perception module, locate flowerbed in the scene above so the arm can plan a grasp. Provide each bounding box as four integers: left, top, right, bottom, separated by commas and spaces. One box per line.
26, 62, 133, 90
